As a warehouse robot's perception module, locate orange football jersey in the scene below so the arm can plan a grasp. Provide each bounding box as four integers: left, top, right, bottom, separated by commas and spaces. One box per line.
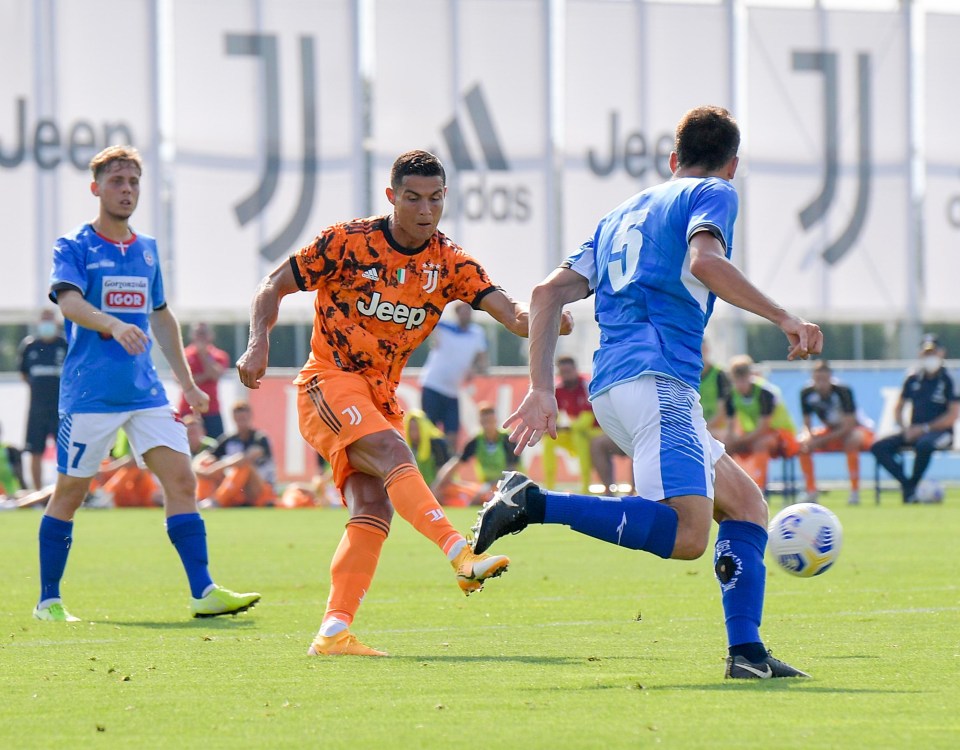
290, 216, 497, 415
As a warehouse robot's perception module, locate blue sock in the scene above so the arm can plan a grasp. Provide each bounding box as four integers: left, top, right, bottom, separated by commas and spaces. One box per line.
714, 520, 767, 649
166, 513, 215, 599
38, 516, 74, 605
542, 491, 678, 558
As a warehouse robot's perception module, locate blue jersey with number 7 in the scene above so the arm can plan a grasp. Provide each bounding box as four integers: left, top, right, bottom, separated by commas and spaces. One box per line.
48, 223, 169, 414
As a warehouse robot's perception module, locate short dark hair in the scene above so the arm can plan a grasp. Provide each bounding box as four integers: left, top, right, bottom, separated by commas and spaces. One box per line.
813, 360, 832, 373
674, 106, 740, 172
390, 150, 446, 191
556, 356, 576, 368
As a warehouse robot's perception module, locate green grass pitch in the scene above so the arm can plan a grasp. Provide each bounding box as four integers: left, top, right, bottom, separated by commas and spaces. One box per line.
1, 493, 959, 749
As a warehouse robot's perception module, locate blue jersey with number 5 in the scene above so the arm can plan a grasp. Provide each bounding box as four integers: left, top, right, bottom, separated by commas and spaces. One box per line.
49, 223, 169, 414
564, 177, 738, 396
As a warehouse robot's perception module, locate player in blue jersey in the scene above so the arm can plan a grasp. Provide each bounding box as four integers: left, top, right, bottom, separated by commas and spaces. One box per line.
471, 107, 823, 679
34, 145, 259, 622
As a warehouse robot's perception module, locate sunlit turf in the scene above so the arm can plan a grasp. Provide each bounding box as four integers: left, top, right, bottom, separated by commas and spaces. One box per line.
1, 491, 958, 749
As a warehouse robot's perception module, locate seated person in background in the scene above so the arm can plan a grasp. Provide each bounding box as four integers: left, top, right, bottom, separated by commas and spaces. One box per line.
404, 409, 485, 507
433, 403, 521, 506
0, 422, 26, 499
700, 339, 732, 439
403, 409, 452, 488
90, 429, 163, 508
798, 360, 875, 505
724, 355, 811, 494
871, 334, 959, 503
543, 356, 625, 494
278, 453, 337, 510
196, 401, 277, 507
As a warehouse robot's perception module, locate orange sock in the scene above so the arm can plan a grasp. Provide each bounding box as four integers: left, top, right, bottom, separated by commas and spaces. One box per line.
384, 463, 463, 556
324, 515, 389, 627
755, 454, 770, 491
846, 451, 860, 491
798, 453, 816, 492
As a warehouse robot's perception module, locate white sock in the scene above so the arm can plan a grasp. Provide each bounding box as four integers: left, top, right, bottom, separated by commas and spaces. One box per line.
446, 538, 467, 561
319, 617, 349, 638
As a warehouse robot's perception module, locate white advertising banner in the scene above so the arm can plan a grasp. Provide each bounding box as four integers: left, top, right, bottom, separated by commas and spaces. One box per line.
924, 13, 960, 317
745, 7, 908, 320
372, 0, 550, 300
563, 0, 732, 267
0, 0, 155, 313
171, 0, 359, 317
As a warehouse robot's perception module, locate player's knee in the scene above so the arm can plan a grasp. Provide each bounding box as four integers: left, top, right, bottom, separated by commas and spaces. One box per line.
672, 532, 708, 560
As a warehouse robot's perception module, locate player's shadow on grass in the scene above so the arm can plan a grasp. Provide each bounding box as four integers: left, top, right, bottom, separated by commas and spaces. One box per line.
393, 655, 617, 666
648, 683, 920, 694
92, 618, 258, 630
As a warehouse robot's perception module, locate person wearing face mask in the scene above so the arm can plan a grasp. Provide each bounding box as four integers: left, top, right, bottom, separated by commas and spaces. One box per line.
871, 334, 959, 503
17, 308, 68, 490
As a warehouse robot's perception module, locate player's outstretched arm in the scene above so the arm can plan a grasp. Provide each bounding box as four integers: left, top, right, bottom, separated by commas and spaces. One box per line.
237, 260, 301, 390
152, 306, 210, 414
56, 289, 149, 355
478, 288, 575, 339
504, 268, 590, 453
688, 231, 823, 360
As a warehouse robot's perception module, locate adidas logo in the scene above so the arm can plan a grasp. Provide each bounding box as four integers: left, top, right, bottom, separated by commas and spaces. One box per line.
441, 83, 509, 171
362, 268, 379, 281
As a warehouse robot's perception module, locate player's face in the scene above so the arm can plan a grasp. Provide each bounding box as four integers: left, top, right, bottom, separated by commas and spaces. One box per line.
732, 373, 752, 395
91, 162, 140, 221
386, 174, 446, 248
812, 370, 832, 394
479, 411, 497, 435
233, 408, 253, 431
557, 362, 579, 389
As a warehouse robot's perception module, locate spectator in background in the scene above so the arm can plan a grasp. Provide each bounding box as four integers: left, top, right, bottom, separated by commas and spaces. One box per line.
724, 355, 811, 495
543, 356, 625, 494
419, 302, 488, 449
196, 401, 277, 507
433, 403, 520, 505
871, 334, 959, 503
178, 322, 230, 440
89, 430, 163, 508
0, 421, 26, 498
403, 409, 452, 488
797, 360, 875, 506
18, 308, 68, 489
699, 339, 731, 438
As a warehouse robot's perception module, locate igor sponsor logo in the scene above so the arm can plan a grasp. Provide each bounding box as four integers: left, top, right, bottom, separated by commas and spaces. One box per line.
356, 292, 427, 330
102, 276, 148, 313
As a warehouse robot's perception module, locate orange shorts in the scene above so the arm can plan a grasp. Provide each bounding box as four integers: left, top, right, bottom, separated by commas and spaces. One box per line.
297, 371, 403, 491
771, 428, 800, 459
810, 425, 875, 452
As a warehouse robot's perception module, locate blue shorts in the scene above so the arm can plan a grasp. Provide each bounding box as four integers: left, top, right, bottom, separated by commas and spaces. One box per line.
591, 374, 724, 501
420, 387, 460, 435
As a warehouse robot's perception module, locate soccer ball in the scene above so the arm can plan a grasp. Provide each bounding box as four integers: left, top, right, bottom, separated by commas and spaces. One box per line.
914, 480, 945, 504
767, 503, 842, 577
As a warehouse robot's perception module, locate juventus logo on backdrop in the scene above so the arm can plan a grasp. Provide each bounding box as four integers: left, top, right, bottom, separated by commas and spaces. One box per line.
793, 50, 872, 266
226, 33, 318, 262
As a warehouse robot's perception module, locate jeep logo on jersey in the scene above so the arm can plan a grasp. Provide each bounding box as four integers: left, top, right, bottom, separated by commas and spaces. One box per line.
226, 33, 318, 263
356, 292, 427, 330
102, 276, 149, 313
441, 83, 531, 223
